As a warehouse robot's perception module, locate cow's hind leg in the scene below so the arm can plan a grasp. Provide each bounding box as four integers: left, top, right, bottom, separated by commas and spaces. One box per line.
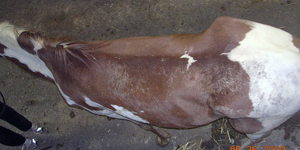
107, 117, 171, 146
229, 118, 265, 149
135, 123, 171, 147
229, 118, 279, 150
240, 131, 272, 150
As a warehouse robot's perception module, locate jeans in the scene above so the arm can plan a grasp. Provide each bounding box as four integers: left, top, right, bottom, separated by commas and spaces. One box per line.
0, 101, 32, 146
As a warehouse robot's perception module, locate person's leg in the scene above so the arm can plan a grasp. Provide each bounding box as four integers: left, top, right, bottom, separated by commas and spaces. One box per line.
0, 102, 32, 131
0, 126, 25, 146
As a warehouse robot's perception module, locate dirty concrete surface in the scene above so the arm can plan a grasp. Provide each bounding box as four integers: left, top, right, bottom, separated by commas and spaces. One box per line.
0, 0, 300, 150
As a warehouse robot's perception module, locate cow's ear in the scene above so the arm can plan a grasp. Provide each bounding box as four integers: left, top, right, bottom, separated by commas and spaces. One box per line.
17, 31, 44, 54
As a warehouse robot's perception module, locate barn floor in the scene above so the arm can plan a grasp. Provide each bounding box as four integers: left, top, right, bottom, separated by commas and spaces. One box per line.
0, 0, 300, 150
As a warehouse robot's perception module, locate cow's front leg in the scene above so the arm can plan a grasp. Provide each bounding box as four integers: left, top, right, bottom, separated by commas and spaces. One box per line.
135, 123, 171, 147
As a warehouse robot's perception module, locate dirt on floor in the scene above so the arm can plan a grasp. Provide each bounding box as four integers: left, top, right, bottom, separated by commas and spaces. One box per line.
0, 0, 300, 150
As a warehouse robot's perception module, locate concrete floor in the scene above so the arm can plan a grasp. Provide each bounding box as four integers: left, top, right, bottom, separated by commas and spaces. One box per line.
0, 0, 300, 150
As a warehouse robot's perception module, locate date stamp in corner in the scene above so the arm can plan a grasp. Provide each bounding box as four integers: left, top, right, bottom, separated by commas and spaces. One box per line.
230, 145, 286, 150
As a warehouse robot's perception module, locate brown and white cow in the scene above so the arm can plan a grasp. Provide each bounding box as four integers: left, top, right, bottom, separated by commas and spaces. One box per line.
1, 16, 300, 148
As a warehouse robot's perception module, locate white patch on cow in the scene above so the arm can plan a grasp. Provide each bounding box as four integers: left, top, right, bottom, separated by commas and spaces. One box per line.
246, 115, 293, 140
31, 38, 43, 51
84, 96, 103, 108
111, 104, 149, 123
0, 22, 54, 79
2, 48, 54, 79
224, 20, 300, 137
180, 51, 197, 70
82, 96, 126, 119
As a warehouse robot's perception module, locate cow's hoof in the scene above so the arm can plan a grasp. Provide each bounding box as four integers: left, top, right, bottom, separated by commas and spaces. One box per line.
156, 136, 170, 147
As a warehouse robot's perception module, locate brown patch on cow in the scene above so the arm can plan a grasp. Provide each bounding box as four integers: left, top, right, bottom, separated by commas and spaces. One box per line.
16, 29, 76, 58
0, 43, 7, 54
205, 16, 252, 54
229, 118, 263, 134
207, 59, 253, 118
292, 37, 300, 52
17, 31, 43, 54
202, 17, 255, 118
17, 31, 71, 55
224, 44, 239, 53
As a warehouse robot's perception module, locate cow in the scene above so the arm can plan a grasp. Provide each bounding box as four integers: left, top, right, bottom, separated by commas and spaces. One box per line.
0, 16, 300, 149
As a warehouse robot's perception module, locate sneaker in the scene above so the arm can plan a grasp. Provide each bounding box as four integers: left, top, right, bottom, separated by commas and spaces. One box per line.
31, 123, 43, 134
21, 138, 38, 150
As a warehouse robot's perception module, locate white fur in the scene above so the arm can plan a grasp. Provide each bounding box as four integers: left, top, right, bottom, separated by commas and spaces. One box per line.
31, 38, 44, 51
83, 96, 126, 119
0, 22, 54, 79
180, 51, 197, 70
224, 20, 300, 138
111, 104, 149, 123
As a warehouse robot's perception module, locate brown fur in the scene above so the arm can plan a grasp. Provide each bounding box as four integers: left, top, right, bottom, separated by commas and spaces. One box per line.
10, 17, 267, 144
25, 17, 260, 130
0, 43, 6, 54
293, 37, 300, 52
17, 31, 42, 54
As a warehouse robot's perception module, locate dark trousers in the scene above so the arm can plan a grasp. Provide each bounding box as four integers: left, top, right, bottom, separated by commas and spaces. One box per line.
0, 101, 32, 146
